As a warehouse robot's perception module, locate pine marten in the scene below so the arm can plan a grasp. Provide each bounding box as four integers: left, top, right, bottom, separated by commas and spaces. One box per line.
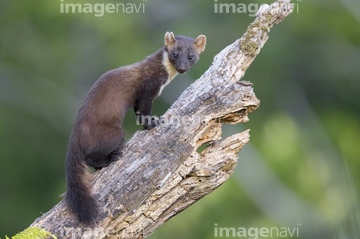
65, 32, 207, 224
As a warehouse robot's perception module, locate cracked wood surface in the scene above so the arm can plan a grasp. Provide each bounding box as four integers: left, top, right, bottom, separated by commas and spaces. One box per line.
30, 1, 293, 238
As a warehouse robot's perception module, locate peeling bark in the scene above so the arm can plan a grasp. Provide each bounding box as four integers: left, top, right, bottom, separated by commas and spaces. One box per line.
30, 1, 293, 238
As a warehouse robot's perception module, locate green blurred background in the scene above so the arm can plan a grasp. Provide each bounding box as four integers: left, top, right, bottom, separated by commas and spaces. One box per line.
1, 0, 359, 238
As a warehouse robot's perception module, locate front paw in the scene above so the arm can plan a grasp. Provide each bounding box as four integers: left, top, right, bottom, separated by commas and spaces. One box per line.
143, 117, 159, 130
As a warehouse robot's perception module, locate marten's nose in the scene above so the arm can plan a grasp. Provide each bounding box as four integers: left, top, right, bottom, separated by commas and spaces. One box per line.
177, 68, 187, 73
177, 64, 187, 73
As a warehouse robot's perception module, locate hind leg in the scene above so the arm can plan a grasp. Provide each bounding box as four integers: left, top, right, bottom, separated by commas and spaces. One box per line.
108, 148, 123, 162
85, 129, 125, 169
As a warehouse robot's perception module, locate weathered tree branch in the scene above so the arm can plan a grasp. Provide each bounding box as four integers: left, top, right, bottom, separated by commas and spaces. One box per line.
30, 1, 293, 238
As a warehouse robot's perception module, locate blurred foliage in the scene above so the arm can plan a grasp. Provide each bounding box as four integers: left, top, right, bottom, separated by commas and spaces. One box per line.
2, 227, 57, 239
0, 0, 359, 238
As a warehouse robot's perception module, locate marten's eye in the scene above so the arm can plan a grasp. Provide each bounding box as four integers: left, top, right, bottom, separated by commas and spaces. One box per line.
188, 54, 194, 60
173, 53, 178, 58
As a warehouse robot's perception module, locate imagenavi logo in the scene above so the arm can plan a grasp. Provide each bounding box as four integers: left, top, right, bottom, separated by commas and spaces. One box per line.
60, 0, 148, 17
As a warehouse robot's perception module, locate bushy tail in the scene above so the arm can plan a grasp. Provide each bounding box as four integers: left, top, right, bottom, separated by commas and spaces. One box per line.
65, 147, 98, 224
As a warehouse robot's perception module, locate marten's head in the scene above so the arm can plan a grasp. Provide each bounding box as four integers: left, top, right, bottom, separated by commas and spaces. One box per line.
164, 32, 206, 74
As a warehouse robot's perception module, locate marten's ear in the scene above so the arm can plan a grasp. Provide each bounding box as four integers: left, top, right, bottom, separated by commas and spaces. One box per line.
164, 32, 176, 46
194, 35, 207, 55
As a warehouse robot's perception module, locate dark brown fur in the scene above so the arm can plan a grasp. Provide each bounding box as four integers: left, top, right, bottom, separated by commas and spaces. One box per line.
65, 32, 206, 224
